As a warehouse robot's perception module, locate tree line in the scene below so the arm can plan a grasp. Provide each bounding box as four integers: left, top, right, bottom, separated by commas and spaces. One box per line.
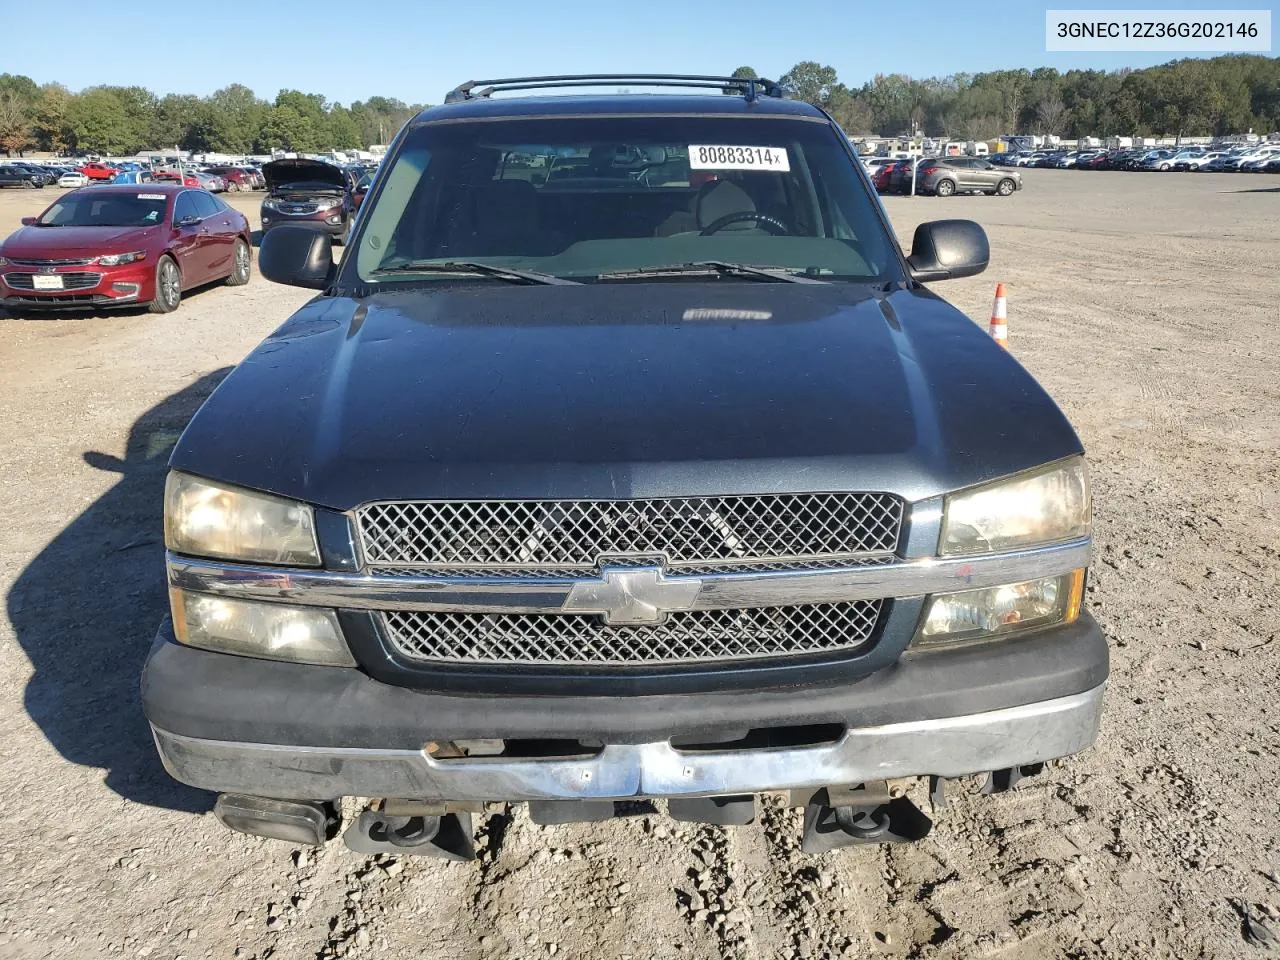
0, 55, 1277, 157
0, 79, 424, 156
738, 54, 1279, 141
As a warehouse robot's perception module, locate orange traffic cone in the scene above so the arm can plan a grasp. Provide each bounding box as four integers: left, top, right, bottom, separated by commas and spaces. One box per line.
989, 283, 1008, 348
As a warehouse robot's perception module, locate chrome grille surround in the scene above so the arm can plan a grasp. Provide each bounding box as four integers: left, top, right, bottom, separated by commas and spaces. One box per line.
382, 600, 883, 666
3, 271, 102, 291
355, 494, 904, 576
5, 256, 95, 267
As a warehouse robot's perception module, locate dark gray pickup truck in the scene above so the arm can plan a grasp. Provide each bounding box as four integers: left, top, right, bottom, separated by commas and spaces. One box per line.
143, 74, 1105, 859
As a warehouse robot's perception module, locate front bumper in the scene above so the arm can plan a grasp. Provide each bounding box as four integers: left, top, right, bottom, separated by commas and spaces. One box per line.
2, 261, 150, 310
144, 615, 1108, 802
260, 210, 346, 236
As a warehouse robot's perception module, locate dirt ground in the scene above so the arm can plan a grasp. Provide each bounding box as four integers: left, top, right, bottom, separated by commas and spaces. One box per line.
0, 171, 1277, 960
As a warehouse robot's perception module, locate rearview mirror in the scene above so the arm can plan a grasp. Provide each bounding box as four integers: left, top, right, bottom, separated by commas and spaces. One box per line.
20, 216, 36, 226
907, 219, 989, 282
259, 225, 334, 290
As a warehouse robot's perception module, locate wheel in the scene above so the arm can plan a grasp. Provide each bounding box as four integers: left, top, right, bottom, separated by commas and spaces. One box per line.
1159, 162, 1170, 171
934, 178, 955, 198
225, 239, 251, 286
148, 256, 181, 314
996, 178, 1016, 197
23, 179, 36, 189
227, 181, 239, 192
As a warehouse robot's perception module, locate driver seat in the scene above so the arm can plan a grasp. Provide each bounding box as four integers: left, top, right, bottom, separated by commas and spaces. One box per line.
695, 179, 758, 231
654, 179, 758, 237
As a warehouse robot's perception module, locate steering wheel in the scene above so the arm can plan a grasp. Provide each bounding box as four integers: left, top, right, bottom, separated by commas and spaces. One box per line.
699, 212, 790, 236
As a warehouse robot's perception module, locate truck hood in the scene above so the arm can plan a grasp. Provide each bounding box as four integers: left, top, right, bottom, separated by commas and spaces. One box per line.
1, 224, 161, 258
171, 283, 1083, 510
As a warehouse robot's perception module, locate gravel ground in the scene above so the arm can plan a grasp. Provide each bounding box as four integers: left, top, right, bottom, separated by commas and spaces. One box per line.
0, 171, 1277, 960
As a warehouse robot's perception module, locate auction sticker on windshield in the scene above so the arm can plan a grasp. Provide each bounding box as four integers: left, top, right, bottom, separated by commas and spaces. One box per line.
138, 194, 166, 200
688, 145, 791, 172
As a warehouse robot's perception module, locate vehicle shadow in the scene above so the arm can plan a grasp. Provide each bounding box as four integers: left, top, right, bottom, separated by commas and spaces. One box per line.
7, 368, 233, 813
1225, 186, 1280, 193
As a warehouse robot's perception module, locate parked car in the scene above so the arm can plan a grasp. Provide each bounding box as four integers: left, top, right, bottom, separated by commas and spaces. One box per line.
152, 170, 203, 188
871, 161, 896, 192
111, 170, 155, 185
1262, 157, 1280, 173
260, 158, 354, 244
886, 157, 924, 193
9, 163, 58, 186
918, 157, 1022, 197
58, 171, 90, 188
0, 184, 252, 316
352, 171, 373, 210
1240, 151, 1280, 171
1133, 151, 1172, 171
189, 171, 227, 193
0, 165, 46, 189
202, 166, 257, 192
78, 162, 117, 181
144, 74, 1105, 860
1175, 151, 1223, 171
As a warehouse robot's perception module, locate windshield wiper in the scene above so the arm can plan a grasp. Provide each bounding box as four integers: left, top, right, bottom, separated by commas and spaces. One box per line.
596, 261, 826, 284
369, 260, 580, 286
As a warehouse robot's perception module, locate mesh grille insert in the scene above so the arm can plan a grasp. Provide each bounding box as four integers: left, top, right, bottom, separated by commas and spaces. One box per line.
381, 600, 883, 666
356, 494, 903, 575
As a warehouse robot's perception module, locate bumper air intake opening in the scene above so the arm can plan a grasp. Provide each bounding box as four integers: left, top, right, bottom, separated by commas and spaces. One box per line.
426, 738, 605, 760
670, 722, 845, 753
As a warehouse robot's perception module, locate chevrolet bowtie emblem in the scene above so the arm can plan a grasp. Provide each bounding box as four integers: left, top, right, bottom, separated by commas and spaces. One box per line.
562, 566, 702, 625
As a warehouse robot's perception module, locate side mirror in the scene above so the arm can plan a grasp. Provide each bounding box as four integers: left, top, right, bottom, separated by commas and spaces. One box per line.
259, 225, 334, 290
20, 216, 36, 226
907, 219, 989, 282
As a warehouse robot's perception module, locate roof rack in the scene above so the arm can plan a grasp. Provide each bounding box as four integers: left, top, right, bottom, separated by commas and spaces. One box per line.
444, 74, 786, 105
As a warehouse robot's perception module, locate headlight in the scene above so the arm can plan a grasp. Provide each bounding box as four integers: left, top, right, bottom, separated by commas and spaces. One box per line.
262, 198, 279, 210
164, 472, 320, 566
170, 588, 353, 666
0, 256, 8, 266
941, 458, 1090, 556
97, 250, 147, 266
914, 570, 1084, 647
314, 198, 340, 211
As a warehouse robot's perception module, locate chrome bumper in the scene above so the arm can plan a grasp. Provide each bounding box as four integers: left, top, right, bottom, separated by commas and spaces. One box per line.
151, 685, 1104, 802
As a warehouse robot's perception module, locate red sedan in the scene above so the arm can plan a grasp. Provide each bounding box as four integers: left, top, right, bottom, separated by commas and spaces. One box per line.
0, 184, 252, 316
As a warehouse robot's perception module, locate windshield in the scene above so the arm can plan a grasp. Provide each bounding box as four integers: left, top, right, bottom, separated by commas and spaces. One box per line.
351, 115, 899, 284
37, 193, 168, 227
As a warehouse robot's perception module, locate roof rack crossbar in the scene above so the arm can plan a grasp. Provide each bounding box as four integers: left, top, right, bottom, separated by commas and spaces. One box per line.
444, 74, 785, 104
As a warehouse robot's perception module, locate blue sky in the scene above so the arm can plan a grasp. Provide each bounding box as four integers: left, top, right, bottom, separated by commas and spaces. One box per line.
0, 0, 1270, 103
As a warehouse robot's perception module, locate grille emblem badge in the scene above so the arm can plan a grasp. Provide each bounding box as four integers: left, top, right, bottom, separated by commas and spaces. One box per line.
562, 566, 702, 625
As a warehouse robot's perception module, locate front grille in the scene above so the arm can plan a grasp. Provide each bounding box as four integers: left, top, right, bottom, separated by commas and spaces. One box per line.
3, 272, 102, 291
382, 600, 883, 666
5, 257, 94, 267
278, 202, 319, 215
356, 494, 903, 575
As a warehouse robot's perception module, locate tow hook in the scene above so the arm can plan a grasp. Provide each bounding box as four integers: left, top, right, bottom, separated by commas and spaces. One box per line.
800, 781, 932, 854
343, 808, 476, 861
